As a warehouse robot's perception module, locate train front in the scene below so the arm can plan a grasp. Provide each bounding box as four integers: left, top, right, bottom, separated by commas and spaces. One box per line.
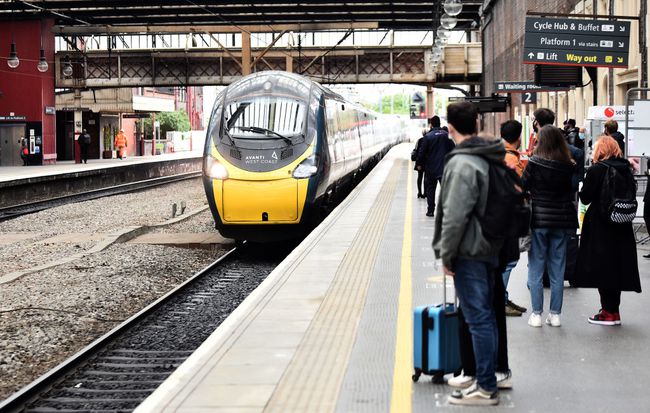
203, 72, 324, 242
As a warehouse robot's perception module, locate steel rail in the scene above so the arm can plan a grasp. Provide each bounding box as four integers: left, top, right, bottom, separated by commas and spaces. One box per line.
0, 171, 202, 222
0, 246, 239, 413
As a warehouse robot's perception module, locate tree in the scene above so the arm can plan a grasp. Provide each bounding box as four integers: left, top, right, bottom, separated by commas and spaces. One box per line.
367, 93, 411, 115
140, 110, 191, 139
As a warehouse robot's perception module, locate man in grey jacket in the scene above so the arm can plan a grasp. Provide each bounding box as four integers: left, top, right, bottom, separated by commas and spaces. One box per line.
433, 101, 504, 406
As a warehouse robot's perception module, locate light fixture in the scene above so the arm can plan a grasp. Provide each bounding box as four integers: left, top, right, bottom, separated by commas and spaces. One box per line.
37, 20, 48, 72
443, 0, 463, 17
62, 55, 73, 77
37, 48, 48, 72
441, 13, 458, 30
435, 37, 448, 47
7, 41, 19, 69
437, 27, 449, 39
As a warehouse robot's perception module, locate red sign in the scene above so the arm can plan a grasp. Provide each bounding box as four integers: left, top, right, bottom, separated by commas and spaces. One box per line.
604, 107, 615, 118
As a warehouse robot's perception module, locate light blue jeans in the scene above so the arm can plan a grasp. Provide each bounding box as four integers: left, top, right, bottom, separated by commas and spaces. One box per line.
502, 260, 518, 301
527, 228, 569, 314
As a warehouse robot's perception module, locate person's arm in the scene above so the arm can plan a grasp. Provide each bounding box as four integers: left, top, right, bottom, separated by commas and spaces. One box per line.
416, 137, 428, 167
438, 160, 479, 270
521, 161, 534, 194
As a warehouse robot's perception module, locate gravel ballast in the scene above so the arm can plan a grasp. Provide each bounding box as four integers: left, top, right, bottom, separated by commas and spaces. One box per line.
0, 178, 231, 400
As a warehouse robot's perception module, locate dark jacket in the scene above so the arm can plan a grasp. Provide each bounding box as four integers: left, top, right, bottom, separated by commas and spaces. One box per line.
433, 137, 504, 269
417, 127, 455, 179
522, 156, 578, 229
575, 158, 641, 292
79, 132, 91, 146
413, 136, 425, 171
567, 144, 584, 192
610, 131, 625, 154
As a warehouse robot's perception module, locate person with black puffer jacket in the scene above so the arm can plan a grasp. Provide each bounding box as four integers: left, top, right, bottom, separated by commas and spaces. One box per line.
522, 125, 578, 328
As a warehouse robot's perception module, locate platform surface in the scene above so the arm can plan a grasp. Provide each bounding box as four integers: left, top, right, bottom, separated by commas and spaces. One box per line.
136, 144, 650, 413
0, 151, 202, 183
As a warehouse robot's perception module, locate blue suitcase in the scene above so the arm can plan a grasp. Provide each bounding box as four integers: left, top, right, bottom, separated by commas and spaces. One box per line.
412, 276, 461, 383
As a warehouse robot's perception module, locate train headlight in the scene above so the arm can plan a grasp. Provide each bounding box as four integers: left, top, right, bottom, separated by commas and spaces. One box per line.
204, 156, 229, 180
292, 154, 319, 179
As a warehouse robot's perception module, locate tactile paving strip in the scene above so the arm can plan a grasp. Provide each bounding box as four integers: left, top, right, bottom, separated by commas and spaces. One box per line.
264, 161, 402, 413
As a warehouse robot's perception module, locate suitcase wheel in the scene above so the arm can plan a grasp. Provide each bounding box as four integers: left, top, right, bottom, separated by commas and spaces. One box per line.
412, 369, 422, 382
431, 372, 445, 384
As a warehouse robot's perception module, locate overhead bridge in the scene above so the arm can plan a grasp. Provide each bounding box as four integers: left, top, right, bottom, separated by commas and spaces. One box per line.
55, 44, 481, 88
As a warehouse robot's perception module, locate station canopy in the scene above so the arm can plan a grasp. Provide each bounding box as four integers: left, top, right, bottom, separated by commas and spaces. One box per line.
0, 1, 482, 32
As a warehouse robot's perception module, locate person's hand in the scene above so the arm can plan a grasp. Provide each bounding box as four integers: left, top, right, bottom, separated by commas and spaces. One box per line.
443, 265, 455, 276
416, 165, 422, 171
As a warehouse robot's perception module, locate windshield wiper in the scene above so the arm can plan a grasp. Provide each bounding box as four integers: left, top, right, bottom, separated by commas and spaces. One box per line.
221, 127, 239, 148
238, 126, 295, 145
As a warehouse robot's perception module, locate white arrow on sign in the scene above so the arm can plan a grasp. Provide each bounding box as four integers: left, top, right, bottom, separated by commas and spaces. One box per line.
528, 52, 535, 58
618, 42, 624, 48
619, 26, 626, 32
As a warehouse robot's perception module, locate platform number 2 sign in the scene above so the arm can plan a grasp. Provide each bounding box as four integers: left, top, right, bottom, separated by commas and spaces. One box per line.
523, 92, 537, 104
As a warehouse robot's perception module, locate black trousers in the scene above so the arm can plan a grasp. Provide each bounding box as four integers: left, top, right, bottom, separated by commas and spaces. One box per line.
80, 145, 89, 163
458, 264, 509, 375
598, 288, 621, 313
424, 175, 441, 214
416, 170, 424, 196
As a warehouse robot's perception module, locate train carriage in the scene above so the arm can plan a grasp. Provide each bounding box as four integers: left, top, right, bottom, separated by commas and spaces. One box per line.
203, 71, 401, 241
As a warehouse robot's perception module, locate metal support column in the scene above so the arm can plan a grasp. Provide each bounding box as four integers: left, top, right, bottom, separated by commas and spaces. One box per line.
426, 85, 434, 117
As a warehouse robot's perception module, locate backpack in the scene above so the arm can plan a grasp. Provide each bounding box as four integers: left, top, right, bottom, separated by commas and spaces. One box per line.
599, 162, 637, 224
480, 158, 531, 241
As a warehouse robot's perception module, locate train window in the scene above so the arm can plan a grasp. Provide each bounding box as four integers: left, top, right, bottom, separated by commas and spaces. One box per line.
224, 96, 307, 141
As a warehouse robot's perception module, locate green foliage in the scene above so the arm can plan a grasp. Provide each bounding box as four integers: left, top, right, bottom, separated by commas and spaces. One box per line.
140, 110, 191, 139
367, 94, 411, 115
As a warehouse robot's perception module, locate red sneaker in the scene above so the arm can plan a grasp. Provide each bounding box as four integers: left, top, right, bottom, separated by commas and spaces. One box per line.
588, 310, 618, 326
614, 312, 622, 325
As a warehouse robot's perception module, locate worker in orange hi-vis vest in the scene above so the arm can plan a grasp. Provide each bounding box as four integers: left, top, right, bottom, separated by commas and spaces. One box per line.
114, 129, 128, 159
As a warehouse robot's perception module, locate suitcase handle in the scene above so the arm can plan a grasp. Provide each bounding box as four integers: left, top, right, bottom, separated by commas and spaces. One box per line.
442, 268, 457, 314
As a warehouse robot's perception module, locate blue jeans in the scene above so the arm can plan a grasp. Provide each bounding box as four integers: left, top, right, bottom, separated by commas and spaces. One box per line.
527, 228, 569, 314
502, 260, 518, 301
453, 258, 498, 392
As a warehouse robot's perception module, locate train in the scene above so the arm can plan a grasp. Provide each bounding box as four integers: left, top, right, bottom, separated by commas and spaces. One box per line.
202, 71, 405, 242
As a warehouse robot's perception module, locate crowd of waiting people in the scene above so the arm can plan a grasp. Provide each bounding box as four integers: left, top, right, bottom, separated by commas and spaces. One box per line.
415, 102, 642, 405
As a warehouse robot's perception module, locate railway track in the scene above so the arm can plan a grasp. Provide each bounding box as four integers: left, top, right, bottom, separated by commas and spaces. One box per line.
0, 245, 288, 413
0, 171, 202, 222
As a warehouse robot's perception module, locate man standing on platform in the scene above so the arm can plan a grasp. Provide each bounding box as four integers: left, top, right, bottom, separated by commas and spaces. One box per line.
114, 129, 128, 160
79, 129, 91, 164
433, 101, 503, 406
417, 115, 455, 217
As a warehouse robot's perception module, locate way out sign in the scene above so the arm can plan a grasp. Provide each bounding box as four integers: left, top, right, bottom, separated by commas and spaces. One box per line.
523, 17, 630, 68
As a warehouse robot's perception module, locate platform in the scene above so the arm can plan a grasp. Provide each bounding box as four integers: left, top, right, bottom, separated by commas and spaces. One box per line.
136, 144, 650, 413
0, 151, 202, 206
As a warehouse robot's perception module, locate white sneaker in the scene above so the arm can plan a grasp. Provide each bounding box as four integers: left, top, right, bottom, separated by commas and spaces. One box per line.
496, 370, 513, 389
528, 313, 542, 328
448, 373, 475, 389
545, 313, 561, 327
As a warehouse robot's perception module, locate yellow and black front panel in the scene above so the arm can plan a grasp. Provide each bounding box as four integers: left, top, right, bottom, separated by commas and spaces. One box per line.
222, 178, 298, 222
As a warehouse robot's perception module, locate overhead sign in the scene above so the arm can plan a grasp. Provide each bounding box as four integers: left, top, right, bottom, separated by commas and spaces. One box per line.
0, 115, 26, 121
523, 17, 631, 68
495, 81, 570, 93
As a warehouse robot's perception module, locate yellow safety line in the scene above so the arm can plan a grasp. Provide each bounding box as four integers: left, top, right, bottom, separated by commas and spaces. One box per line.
389, 164, 413, 413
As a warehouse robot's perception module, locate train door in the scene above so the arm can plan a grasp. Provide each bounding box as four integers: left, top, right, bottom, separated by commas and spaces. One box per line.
0, 124, 25, 166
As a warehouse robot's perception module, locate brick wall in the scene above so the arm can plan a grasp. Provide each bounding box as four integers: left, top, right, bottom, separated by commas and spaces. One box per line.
481, 0, 584, 133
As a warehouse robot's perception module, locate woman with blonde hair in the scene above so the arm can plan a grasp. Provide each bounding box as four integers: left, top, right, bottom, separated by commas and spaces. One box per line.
522, 125, 578, 328
575, 135, 641, 325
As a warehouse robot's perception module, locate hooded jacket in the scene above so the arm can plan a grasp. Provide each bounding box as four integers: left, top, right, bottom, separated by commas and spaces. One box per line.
609, 131, 625, 154
433, 137, 505, 270
522, 155, 578, 229
417, 127, 455, 179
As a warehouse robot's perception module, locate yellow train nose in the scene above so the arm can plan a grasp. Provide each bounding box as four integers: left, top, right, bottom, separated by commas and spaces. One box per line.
221, 178, 301, 222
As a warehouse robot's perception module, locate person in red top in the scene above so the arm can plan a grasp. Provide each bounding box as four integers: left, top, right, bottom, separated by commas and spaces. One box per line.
114, 129, 128, 159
